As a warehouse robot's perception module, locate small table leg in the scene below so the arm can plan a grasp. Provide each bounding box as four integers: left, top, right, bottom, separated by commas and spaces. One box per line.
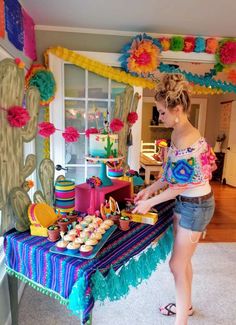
145, 167, 151, 185
8, 275, 18, 325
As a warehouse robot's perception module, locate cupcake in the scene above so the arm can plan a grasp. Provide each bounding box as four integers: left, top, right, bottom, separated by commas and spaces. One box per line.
85, 238, 98, 246
64, 233, 75, 242
75, 224, 83, 231
84, 215, 95, 223
80, 245, 93, 257
67, 242, 80, 253
74, 237, 84, 245
100, 223, 110, 230
68, 229, 77, 236
90, 232, 102, 241
55, 240, 68, 251
103, 219, 114, 226
96, 227, 106, 235
80, 221, 89, 229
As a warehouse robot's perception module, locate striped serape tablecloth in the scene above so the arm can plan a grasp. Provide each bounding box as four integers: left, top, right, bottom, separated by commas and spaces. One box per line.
4, 200, 174, 324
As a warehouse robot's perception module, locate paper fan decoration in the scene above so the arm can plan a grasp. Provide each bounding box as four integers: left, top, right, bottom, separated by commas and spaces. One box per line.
119, 33, 162, 77
25, 64, 56, 106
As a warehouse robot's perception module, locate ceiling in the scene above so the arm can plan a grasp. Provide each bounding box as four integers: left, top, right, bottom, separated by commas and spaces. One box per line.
21, 0, 235, 38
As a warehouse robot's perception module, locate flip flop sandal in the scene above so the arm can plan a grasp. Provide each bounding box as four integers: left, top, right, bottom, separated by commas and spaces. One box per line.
159, 303, 194, 316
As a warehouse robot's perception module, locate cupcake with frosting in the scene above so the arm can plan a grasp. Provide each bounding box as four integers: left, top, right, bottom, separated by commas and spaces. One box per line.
55, 240, 68, 251
90, 232, 102, 241
67, 241, 80, 253
64, 233, 76, 242
75, 224, 83, 231
103, 219, 114, 226
96, 227, 106, 235
85, 238, 98, 246
80, 245, 93, 257
74, 237, 84, 245
100, 223, 110, 230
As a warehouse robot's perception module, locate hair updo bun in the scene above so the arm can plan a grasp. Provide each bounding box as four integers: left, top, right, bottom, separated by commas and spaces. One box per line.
154, 74, 191, 113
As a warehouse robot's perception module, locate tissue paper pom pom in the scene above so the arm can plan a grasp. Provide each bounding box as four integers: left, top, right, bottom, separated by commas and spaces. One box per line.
170, 36, 184, 51
205, 38, 218, 54
38, 122, 56, 137
110, 118, 124, 132
127, 112, 138, 124
227, 69, 236, 84
7, 106, 30, 127
62, 127, 80, 142
184, 37, 195, 52
159, 37, 170, 51
219, 41, 236, 64
194, 37, 206, 53
85, 127, 99, 138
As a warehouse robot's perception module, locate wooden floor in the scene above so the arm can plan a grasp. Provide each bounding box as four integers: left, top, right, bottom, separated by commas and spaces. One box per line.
200, 181, 236, 242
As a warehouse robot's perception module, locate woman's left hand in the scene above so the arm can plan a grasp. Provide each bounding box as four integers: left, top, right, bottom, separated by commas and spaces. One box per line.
132, 199, 152, 215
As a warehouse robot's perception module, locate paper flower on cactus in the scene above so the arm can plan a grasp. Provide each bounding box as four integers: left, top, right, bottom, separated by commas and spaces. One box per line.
85, 127, 99, 138
127, 112, 138, 125
7, 106, 30, 127
110, 118, 124, 132
14, 58, 25, 69
86, 176, 102, 188
38, 122, 56, 137
159, 37, 170, 51
219, 40, 236, 65
120, 33, 162, 76
62, 126, 80, 142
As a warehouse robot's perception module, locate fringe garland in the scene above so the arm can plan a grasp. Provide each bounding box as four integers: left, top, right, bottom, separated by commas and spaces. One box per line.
68, 225, 173, 315
5, 266, 68, 305
44, 46, 156, 89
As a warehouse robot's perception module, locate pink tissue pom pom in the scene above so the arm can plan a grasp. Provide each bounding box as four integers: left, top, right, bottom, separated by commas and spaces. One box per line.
7, 106, 30, 127
38, 122, 56, 137
127, 112, 138, 124
85, 127, 99, 138
62, 126, 80, 142
110, 118, 124, 132
220, 41, 236, 64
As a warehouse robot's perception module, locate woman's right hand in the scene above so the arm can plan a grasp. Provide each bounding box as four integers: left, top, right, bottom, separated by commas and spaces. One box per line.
134, 187, 151, 203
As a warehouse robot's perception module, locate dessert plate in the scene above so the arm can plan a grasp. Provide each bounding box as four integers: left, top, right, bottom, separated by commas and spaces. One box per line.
50, 225, 117, 259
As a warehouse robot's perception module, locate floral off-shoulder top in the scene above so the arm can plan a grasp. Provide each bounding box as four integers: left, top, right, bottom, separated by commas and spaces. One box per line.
161, 137, 217, 189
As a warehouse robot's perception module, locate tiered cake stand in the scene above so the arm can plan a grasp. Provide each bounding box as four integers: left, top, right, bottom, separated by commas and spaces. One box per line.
85, 156, 124, 186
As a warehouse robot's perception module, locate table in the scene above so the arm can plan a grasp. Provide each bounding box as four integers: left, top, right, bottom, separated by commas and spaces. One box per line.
4, 201, 174, 325
140, 153, 163, 185
75, 179, 131, 212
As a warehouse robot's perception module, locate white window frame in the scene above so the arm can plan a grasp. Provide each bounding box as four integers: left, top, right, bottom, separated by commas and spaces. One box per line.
48, 51, 143, 180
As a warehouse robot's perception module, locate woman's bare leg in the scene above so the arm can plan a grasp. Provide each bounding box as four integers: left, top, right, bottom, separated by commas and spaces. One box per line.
169, 224, 201, 325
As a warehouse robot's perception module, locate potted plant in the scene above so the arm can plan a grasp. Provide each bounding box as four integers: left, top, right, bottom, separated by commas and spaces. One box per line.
47, 224, 60, 242
57, 217, 71, 232
119, 216, 130, 231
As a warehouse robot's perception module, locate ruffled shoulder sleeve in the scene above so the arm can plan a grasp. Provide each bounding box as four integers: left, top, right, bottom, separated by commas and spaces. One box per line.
161, 138, 217, 189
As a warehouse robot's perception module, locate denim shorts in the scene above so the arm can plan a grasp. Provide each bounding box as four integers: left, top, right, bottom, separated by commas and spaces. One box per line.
173, 195, 215, 232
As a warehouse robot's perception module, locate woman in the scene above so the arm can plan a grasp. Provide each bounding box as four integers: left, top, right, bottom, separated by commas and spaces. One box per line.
133, 74, 216, 325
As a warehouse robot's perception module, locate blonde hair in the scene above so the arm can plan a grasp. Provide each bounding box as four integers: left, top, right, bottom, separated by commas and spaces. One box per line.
154, 74, 191, 113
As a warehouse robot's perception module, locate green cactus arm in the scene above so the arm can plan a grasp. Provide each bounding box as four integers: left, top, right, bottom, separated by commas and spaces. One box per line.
21, 154, 36, 184
9, 187, 31, 232
33, 190, 47, 204
38, 159, 55, 206
22, 86, 40, 142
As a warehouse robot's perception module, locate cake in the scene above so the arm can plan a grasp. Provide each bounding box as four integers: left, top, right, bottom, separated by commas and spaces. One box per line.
107, 168, 124, 177
89, 134, 118, 158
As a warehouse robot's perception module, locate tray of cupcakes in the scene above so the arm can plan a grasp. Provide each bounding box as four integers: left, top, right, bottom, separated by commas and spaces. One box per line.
50, 215, 116, 259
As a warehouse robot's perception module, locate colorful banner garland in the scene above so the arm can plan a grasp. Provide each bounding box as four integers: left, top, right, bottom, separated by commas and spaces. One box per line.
44, 47, 156, 89
0, 0, 5, 38
4, 0, 24, 51
22, 8, 37, 61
